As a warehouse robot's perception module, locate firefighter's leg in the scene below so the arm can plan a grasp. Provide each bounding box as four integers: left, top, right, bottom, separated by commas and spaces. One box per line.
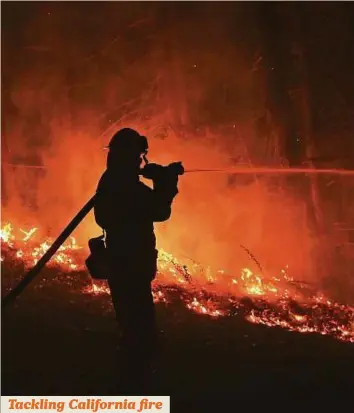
135, 279, 157, 358
115, 279, 155, 355
111, 277, 156, 393
108, 277, 133, 352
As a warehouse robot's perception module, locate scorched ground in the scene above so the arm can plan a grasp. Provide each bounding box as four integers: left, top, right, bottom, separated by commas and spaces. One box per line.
2, 222, 354, 342
2, 222, 354, 405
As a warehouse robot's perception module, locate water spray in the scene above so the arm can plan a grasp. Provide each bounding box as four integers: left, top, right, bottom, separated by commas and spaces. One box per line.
4, 162, 354, 176
2, 163, 47, 169
184, 167, 354, 176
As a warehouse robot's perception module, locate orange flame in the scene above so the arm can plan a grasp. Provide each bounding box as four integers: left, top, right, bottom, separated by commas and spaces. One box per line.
1, 222, 353, 343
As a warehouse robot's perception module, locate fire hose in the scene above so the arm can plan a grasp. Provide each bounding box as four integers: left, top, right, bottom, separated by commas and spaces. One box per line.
2, 164, 353, 309
2, 196, 96, 309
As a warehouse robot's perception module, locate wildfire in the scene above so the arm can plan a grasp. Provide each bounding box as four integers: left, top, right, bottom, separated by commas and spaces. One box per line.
1, 222, 354, 343
1, 223, 80, 271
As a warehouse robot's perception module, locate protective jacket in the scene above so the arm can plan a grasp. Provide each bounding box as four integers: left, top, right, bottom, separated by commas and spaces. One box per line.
94, 168, 178, 264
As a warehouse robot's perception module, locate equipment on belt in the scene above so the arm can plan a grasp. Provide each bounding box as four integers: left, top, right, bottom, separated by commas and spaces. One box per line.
85, 233, 110, 280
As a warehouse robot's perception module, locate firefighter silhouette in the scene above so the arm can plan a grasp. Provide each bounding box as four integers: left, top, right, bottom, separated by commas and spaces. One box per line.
94, 128, 182, 390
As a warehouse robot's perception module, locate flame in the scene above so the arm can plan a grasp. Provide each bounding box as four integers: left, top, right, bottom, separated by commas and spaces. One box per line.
1, 223, 15, 246
1, 222, 354, 343
1, 223, 81, 272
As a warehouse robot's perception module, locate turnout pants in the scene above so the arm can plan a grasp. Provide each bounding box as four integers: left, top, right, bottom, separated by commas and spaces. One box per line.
107, 251, 158, 360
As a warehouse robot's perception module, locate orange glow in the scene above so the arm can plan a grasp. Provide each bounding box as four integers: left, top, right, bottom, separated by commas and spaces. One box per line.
2, 222, 353, 343
3, 3, 353, 349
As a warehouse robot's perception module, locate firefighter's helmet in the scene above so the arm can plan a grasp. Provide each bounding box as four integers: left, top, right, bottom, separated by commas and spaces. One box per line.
105, 128, 148, 154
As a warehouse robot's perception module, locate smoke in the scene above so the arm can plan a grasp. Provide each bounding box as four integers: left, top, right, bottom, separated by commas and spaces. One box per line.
2, 3, 318, 283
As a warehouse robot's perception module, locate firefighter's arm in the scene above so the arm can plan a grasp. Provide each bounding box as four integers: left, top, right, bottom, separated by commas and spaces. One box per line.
150, 175, 179, 222
143, 163, 183, 222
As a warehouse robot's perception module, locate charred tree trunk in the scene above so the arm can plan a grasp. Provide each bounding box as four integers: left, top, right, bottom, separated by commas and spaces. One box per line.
257, 4, 324, 236
284, 8, 326, 238
257, 3, 329, 280
256, 3, 302, 167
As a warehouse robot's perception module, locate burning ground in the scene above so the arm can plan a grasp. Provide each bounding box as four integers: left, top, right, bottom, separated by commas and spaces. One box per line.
2, 222, 353, 343
2, 223, 354, 404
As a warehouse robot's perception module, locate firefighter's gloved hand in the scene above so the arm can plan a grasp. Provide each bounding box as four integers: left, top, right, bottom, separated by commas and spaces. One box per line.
141, 162, 183, 201
141, 162, 184, 180
140, 163, 165, 180
166, 162, 185, 176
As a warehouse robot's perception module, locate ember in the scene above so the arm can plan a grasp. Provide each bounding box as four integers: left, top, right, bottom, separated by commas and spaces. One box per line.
1, 222, 353, 343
